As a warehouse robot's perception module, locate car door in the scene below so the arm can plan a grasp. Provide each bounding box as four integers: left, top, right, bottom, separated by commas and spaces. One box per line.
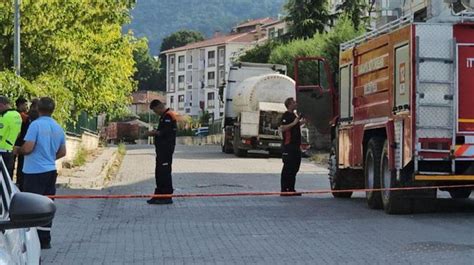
0, 157, 27, 264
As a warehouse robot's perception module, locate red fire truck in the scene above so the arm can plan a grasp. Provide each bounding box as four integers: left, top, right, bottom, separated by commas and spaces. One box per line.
296, 7, 474, 214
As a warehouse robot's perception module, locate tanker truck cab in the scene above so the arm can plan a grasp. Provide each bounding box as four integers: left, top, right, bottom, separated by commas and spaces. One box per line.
221, 62, 295, 157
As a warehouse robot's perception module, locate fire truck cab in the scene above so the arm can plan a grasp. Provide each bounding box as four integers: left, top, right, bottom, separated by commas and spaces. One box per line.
298, 2, 474, 214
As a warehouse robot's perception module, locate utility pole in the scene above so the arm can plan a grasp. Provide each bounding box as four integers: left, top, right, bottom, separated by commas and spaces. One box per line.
13, 0, 21, 76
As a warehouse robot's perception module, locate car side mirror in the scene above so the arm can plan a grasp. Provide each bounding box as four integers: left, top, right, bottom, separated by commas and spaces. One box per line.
0, 192, 56, 230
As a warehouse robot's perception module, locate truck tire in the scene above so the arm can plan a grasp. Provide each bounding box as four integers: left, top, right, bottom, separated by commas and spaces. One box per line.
329, 140, 352, 198
234, 148, 248, 157
364, 137, 384, 209
448, 188, 472, 199
380, 140, 413, 214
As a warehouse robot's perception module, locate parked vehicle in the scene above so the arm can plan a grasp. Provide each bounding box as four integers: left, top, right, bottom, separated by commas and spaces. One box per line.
105, 121, 140, 144
221, 62, 295, 157
0, 158, 56, 264
194, 127, 209, 137
296, 1, 474, 214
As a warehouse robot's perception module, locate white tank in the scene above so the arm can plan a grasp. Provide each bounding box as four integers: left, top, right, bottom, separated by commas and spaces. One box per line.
232, 74, 296, 114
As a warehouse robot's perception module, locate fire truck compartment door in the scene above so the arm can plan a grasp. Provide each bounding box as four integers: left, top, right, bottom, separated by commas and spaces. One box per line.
458, 44, 474, 132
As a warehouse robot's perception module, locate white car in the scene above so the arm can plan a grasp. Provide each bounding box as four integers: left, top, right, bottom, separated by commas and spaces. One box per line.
0, 158, 56, 265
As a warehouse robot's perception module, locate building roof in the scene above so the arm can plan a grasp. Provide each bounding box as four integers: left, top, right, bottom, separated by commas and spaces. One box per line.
234, 17, 276, 30
161, 32, 256, 54
131, 91, 165, 104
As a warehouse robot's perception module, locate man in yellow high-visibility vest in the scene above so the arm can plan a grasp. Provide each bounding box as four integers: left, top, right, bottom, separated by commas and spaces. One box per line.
0, 96, 22, 178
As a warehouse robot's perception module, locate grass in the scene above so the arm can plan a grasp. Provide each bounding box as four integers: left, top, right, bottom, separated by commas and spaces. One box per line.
105, 143, 127, 183
72, 147, 88, 167
118, 143, 126, 156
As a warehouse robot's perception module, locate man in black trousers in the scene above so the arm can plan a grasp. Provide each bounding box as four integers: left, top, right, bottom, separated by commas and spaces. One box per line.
280, 97, 306, 196
146, 99, 177, 205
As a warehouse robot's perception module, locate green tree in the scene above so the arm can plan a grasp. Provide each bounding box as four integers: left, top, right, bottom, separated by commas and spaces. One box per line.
269, 16, 364, 78
0, 0, 138, 124
284, 0, 333, 39
239, 40, 282, 63
336, 0, 369, 29
134, 39, 161, 91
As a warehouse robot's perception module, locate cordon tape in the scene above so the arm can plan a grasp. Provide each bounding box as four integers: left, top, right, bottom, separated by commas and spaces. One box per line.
48, 184, 474, 200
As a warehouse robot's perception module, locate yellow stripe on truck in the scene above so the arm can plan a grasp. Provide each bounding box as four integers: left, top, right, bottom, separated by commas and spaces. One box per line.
416, 175, 474, 181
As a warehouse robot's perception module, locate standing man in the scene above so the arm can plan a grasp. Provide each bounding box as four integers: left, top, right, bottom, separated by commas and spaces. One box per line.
280, 97, 305, 196
18, 97, 66, 249
14, 97, 29, 190
0, 96, 22, 178
146, 99, 177, 205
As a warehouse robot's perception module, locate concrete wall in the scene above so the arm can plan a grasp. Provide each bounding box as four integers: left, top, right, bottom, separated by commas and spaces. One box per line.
57, 132, 100, 171
177, 135, 222, 146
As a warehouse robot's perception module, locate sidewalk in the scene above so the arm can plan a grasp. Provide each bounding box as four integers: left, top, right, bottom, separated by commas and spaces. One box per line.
57, 147, 118, 189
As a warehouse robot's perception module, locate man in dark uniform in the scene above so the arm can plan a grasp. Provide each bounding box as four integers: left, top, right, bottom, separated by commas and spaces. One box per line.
14, 97, 29, 191
280, 97, 306, 196
146, 99, 177, 205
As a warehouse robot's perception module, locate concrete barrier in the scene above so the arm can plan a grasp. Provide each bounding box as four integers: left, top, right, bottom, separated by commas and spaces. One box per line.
177, 134, 222, 146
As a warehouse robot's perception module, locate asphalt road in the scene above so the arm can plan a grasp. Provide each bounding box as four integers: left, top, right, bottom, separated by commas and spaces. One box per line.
43, 145, 474, 264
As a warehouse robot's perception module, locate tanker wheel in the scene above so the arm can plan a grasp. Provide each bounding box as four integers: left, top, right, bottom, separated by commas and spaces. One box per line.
364, 137, 383, 209
448, 188, 472, 199
329, 140, 352, 198
380, 140, 413, 214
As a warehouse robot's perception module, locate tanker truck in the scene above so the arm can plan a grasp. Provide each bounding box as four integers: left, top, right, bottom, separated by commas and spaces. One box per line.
220, 62, 295, 157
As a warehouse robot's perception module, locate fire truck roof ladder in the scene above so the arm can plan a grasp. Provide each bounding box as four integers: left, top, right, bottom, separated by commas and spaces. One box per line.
340, 14, 414, 51
414, 24, 457, 175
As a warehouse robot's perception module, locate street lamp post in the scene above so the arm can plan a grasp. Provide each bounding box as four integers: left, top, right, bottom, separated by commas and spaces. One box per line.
13, 0, 21, 76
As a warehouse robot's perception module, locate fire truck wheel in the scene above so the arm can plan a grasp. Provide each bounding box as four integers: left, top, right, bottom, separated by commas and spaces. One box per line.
380, 140, 413, 214
448, 188, 472, 199
329, 141, 352, 198
364, 137, 384, 209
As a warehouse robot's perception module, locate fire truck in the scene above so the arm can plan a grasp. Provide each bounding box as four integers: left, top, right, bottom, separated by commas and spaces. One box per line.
296, 1, 474, 214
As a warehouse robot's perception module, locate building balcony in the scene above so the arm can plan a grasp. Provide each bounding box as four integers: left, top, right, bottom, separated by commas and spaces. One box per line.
178, 83, 185, 90
178, 63, 185, 71
207, 79, 215, 87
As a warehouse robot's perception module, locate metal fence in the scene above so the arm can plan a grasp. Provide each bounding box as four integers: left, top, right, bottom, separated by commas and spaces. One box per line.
66, 112, 98, 135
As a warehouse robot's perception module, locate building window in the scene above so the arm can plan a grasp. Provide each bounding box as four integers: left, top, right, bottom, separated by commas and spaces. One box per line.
170, 96, 174, 109
208, 51, 216, 67
218, 48, 225, 65
178, 95, 185, 110
178, 75, 185, 90
277, 28, 284, 37
169, 56, 175, 72
219, 70, 225, 85
269, 28, 276, 39
207, 92, 215, 109
178, 56, 185, 71
207, 72, 215, 87
169, 75, 175, 92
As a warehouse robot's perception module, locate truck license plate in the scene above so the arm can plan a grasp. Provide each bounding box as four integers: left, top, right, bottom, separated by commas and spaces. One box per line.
269, 143, 281, 147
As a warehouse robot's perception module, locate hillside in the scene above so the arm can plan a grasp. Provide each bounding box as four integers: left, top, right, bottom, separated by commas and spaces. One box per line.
124, 0, 286, 55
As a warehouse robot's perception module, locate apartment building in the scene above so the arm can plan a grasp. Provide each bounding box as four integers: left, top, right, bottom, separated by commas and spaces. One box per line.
162, 18, 287, 120
162, 33, 255, 120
